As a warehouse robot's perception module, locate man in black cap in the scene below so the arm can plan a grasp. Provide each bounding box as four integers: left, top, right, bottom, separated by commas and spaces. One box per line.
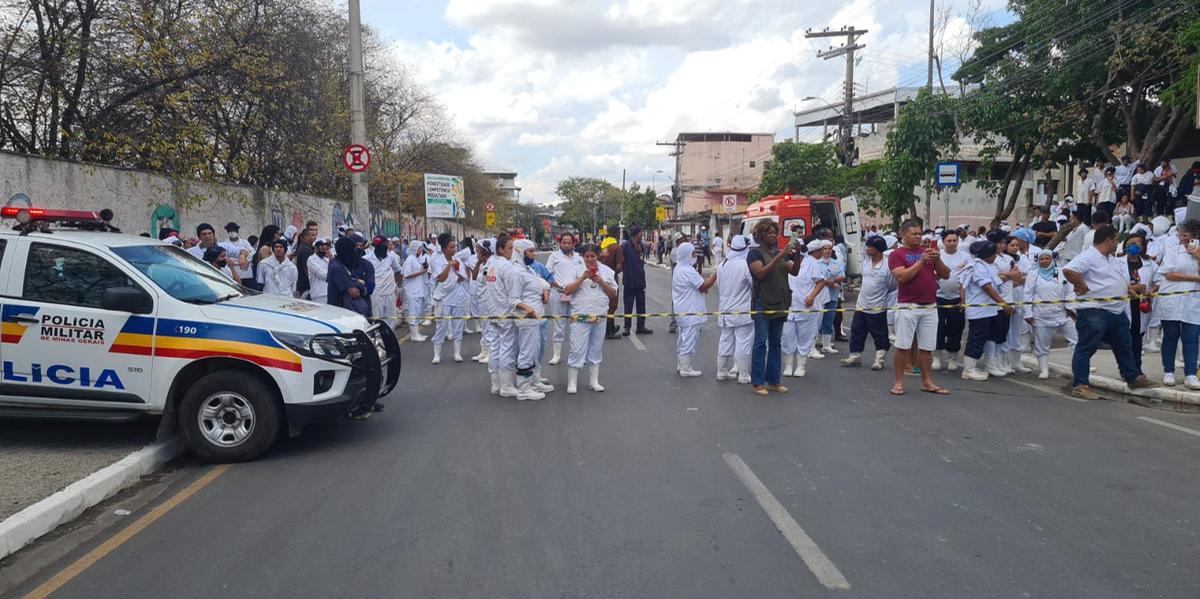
1177, 161, 1200, 206
617, 224, 652, 336
294, 226, 316, 299
219, 222, 255, 287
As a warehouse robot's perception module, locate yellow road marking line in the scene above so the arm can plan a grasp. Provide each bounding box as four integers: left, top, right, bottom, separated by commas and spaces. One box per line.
23, 464, 232, 599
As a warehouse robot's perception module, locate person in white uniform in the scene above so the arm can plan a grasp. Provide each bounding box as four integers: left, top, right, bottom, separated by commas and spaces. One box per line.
672, 242, 716, 377
1025, 248, 1078, 379
257, 238, 297, 297
1152, 219, 1200, 388
546, 234, 583, 366
715, 235, 754, 383
401, 240, 430, 342
842, 236, 895, 370
506, 238, 553, 400
470, 239, 495, 363
782, 240, 831, 378
960, 241, 1013, 381
220, 222, 256, 287
429, 233, 471, 364
485, 236, 519, 397
306, 239, 331, 304
365, 236, 403, 323
561, 243, 617, 394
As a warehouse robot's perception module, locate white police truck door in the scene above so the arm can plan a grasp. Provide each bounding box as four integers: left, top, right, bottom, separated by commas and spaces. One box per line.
2, 240, 155, 410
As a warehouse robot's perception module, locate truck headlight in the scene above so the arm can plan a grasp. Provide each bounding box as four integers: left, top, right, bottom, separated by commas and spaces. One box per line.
273, 332, 361, 363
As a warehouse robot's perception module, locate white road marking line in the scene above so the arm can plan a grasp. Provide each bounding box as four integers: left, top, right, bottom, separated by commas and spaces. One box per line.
1137, 416, 1200, 439
721, 452, 851, 590
629, 333, 647, 352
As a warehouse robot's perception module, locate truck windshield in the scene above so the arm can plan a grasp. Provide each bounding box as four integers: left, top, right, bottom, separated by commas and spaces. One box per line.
112, 245, 244, 304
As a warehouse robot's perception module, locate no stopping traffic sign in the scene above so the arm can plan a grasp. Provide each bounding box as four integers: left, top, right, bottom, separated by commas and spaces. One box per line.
343, 144, 371, 173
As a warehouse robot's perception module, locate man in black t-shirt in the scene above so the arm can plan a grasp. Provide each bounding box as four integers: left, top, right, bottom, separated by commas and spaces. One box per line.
1030, 207, 1057, 248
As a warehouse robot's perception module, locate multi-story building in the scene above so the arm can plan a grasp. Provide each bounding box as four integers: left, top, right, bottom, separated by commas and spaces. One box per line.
673, 132, 775, 221
483, 170, 520, 202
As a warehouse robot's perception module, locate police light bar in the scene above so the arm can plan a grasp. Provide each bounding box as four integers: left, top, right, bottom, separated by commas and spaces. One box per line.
1, 207, 102, 224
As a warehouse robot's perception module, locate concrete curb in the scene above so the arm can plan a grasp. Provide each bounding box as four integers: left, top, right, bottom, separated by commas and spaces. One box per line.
0, 436, 185, 561
1022, 356, 1200, 406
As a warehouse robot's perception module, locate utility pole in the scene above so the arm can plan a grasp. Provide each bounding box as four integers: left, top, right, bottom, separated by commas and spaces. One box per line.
657, 137, 686, 227
805, 26, 867, 167
925, 0, 935, 227
348, 0, 370, 232
620, 168, 626, 241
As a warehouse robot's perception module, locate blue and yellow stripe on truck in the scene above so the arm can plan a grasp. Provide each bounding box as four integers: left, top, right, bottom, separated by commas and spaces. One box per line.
110, 317, 302, 372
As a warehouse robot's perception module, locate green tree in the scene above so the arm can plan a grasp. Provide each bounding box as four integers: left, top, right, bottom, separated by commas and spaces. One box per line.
756, 142, 879, 209
555, 177, 622, 237
622, 183, 657, 233
877, 89, 959, 226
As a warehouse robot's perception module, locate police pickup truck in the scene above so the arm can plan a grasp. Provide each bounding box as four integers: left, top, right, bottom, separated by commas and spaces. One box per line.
0, 207, 400, 461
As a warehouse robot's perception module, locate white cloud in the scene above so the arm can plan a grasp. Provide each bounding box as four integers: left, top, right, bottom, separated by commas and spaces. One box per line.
386, 0, 1010, 204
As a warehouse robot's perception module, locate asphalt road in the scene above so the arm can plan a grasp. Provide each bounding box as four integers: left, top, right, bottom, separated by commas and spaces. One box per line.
4, 260, 1200, 598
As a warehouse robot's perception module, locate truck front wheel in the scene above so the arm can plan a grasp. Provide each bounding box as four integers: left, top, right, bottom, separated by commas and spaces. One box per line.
179, 373, 281, 462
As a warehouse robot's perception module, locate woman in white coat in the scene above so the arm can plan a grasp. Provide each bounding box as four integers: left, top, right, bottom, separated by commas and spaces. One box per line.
429, 233, 470, 364
401, 240, 430, 342
561, 244, 617, 393
1153, 219, 1200, 388
672, 242, 717, 377
716, 235, 754, 383
782, 240, 831, 378
506, 238, 553, 400
470, 239, 495, 363
1024, 249, 1078, 379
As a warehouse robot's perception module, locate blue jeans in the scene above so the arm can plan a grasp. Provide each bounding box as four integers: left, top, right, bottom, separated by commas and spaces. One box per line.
752, 300, 785, 386
1072, 309, 1139, 387
820, 299, 838, 335
1160, 320, 1200, 377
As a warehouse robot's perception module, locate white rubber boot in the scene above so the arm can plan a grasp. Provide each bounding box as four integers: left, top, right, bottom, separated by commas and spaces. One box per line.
566, 367, 579, 394
1037, 356, 1049, 379
807, 346, 825, 360
477, 345, 491, 365
1144, 326, 1161, 353
840, 352, 862, 367
532, 367, 554, 393
549, 342, 562, 365
588, 365, 605, 392
431, 344, 442, 364
517, 376, 545, 401
794, 356, 807, 378
716, 356, 733, 381
931, 350, 943, 371
961, 357, 989, 381
781, 354, 794, 377
871, 350, 887, 370
736, 356, 751, 384
453, 341, 463, 363
678, 356, 702, 377
821, 334, 838, 354
1010, 351, 1031, 373
985, 353, 1008, 378
490, 372, 500, 395
498, 370, 520, 398
945, 353, 960, 372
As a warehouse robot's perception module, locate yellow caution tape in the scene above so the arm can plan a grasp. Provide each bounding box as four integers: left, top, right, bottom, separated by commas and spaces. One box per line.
383, 289, 1191, 322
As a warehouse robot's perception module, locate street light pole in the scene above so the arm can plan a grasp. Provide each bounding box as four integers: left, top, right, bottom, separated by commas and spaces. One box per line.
348, 0, 370, 232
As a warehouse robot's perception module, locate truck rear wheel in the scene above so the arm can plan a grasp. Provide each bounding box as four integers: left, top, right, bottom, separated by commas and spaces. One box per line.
179, 372, 281, 462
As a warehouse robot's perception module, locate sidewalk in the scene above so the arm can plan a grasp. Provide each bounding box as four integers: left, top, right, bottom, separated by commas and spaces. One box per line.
0, 420, 183, 560
1034, 347, 1200, 406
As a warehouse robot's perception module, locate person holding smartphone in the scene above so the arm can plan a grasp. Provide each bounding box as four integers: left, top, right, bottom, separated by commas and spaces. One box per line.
562, 244, 618, 394
887, 220, 951, 395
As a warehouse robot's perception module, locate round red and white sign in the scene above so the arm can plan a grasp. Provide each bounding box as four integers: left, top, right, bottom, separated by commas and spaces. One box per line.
342, 144, 371, 173
485, 202, 495, 212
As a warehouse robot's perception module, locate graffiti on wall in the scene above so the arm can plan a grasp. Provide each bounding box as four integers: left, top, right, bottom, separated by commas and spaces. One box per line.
151, 204, 180, 237
369, 208, 400, 238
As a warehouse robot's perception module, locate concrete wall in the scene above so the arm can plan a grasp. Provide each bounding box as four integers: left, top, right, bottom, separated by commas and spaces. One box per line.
0, 151, 419, 241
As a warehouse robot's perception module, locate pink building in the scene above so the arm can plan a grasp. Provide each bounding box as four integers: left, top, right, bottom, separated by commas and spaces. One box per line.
676, 132, 775, 218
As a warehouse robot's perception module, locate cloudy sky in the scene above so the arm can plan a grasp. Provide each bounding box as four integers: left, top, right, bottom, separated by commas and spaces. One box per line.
362, 0, 1010, 204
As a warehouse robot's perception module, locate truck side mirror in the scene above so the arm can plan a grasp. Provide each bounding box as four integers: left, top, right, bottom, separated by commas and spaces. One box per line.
102, 286, 153, 314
